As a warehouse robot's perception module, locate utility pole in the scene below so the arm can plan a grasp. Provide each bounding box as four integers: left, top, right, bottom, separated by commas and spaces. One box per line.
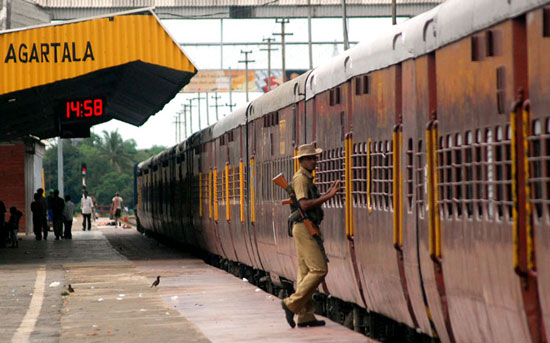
205, 91, 210, 126
188, 98, 194, 134
173, 115, 180, 143
341, 0, 349, 50
274, 18, 293, 83
307, 0, 313, 69
392, 0, 397, 25
210, 93, 223, 122
57, 138, 64, 197
239, 50, 255, 102
228, 67, 233, 113
260, 37, 278, 91
225, 102, 236, 114
185, 103, 194, 137
192, 93, 205, 131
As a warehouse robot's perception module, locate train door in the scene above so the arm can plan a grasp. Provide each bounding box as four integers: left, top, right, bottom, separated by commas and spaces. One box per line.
271, 105, 297, 280
197, 141, 211, 253
226, 127, 247, 264
254, 111, 278, 273
524, 7, 550, 341
246, 118, 264, 270
231, 125, 255, 267
213, 134, 236, 261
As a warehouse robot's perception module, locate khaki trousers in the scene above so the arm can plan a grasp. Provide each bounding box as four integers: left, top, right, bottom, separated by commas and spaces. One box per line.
283, 222, 328, 323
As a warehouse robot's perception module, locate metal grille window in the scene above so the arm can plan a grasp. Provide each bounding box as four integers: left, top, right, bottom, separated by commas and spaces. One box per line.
230, 166, 238, 202
464, 131, 474, 218
415, 140, 425, 217
493, 125, 513, 222
528, 118, 550, 223
217, 169, 223, 205
437, 135, 453, 219
371, 140, 393, 211
317, 148, 345, 208
439, 127, 512, 222
351, 142, 368, 208
201, 171, 209, 208
474, 129, 486, 219
406, 138, 414, 211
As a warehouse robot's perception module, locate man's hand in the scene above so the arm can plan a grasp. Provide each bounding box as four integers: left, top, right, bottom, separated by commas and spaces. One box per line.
326, 180, 340, 198
300, 179, 341, 211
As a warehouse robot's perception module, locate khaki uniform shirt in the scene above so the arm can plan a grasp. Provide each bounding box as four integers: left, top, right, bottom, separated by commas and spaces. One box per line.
292, 167, 313, 202
292, 167, 324, 226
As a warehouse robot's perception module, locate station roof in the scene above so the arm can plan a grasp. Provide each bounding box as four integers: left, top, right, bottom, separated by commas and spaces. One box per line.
0, 8, 197, 140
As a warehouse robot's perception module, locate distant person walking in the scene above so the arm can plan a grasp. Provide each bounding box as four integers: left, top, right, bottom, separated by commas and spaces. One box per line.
52, 190, 65, 240
81, 191, 93, 231
63, 195, 75, 239
36, 188, 49, 239
31, 193, 44, 240
7, 206, 22, 248
111, 192, 124, 227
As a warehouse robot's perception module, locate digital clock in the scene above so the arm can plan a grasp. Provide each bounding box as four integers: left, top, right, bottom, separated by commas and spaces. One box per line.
61, 98, 105, 122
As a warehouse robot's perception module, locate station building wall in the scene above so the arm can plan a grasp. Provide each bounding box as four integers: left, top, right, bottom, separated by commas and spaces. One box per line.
0, 140, 45, 234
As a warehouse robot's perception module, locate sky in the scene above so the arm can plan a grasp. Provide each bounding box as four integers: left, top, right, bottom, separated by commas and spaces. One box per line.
92, 16, 407, 149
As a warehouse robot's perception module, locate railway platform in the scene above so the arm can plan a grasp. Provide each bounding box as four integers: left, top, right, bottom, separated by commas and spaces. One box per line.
0, 218, 376, 343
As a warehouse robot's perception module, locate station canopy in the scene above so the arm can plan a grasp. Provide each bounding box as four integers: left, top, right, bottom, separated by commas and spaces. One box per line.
0, 8, 197, 139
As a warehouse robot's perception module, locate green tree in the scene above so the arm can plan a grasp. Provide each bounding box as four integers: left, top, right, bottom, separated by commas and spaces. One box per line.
97, 130, 134, 173
43, 130, 165, 211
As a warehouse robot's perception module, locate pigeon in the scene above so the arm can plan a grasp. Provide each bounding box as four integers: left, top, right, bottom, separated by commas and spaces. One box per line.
151, 276, 160, 288
68, 284, 75, 293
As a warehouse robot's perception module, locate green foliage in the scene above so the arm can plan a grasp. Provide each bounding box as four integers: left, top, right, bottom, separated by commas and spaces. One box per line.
43, 130, 165, 210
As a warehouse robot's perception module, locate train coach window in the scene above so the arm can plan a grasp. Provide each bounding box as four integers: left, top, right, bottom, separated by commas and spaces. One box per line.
416, 140, 425, 218
529, 120, 544, 221
370, 140, 393, 211
455, 134, 463, 219
471, 36, 482, 62
546, 119, 550, 223
387, 141, 393, 211
485, 30, 499, 57
329, 87, 342, 106
406, 138, 414, 212
355, 77, 362, 96
351, 143, 363, 207
544, 8, 550, 37
363, 76, 370, 94
465, 131, 474, 218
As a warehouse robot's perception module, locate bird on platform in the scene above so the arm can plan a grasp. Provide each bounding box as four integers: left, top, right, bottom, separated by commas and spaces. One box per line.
151, 276, 161, 288
68, 284, 75, 293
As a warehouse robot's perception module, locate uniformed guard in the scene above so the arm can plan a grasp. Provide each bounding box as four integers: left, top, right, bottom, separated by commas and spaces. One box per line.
281, 143, 340, 328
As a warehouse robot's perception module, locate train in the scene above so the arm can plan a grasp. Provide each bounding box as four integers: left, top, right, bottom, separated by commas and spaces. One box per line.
135, 0, 550, 342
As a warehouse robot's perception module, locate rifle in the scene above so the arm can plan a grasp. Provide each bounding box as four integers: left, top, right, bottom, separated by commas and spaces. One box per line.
272, 173, 328, 262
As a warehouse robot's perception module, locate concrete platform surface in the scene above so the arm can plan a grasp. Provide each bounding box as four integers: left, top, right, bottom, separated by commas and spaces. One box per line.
0, 218, 376, 343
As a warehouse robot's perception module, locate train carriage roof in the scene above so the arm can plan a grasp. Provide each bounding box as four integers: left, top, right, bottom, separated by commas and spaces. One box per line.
137, 156, 152, 171
306, 0, 550, 100
249, 71, 311, 122
211, 103, 248, 139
